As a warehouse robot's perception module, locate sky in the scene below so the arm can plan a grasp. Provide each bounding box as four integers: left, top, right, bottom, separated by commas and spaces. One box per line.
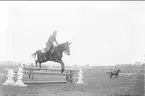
0, 1, 145, 66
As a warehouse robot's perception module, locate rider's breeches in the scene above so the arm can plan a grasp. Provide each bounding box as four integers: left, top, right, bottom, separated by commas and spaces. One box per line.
45, 46, 51, 52
44, 42, 52, 52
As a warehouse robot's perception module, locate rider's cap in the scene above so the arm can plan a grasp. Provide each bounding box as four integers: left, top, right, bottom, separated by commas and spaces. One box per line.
53, 31, 57, 34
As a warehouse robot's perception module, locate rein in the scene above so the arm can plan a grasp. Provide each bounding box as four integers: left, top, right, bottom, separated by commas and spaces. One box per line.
56, 44, 67, 54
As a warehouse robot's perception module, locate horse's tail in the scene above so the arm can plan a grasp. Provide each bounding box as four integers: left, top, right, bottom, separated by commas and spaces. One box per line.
107, 72, 111, 74
32, 50, 41, 59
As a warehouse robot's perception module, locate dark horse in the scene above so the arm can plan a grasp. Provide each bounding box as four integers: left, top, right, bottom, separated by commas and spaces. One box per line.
32, 41, 71, 73
107, 69, 121, 79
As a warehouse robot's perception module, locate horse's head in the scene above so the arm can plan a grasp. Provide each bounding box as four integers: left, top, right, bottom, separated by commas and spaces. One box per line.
117, 69, 121, 73
61, 41, 71, 55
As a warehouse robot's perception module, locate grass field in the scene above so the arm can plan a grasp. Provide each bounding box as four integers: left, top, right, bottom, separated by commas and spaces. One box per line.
0, 64, 144, 96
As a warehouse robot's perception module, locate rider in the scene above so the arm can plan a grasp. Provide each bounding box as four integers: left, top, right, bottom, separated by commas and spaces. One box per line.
43, 31, 59, 60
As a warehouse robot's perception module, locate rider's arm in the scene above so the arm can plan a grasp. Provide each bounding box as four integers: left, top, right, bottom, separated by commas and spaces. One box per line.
54, 37, 59, 46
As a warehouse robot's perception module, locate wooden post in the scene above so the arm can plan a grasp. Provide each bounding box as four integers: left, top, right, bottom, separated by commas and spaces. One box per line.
29, 69, 34, 80
66, 74, 69, 83
31, 63, 34, 80
31, 63, 33, 67
31, 69, 34, 80
70, 70, 73, 83
32, 74, 34, 80
65, 70, 70, 83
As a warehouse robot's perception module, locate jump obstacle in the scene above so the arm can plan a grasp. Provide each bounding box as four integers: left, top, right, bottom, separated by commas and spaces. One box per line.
23, 66, 78, 84
2, 64, 84, 86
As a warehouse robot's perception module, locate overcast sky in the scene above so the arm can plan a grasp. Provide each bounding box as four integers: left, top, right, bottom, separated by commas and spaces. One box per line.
0, 1, 145, 66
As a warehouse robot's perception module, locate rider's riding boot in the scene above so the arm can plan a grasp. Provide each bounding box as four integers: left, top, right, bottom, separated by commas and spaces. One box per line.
43, 51, 47, 60
50, 49, 54, 54
44, 56, 47, 60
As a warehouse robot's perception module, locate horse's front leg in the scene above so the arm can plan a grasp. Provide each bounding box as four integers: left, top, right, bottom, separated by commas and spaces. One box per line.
116, 75, 119, 79
39, 62, 41, 68
60, 60, 65, 73
110, 74, 112, 79
57, 60, 65, 73
114, 74, 117, 79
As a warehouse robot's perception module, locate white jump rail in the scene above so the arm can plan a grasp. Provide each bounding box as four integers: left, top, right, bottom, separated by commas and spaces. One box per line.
24, 80, 67, 84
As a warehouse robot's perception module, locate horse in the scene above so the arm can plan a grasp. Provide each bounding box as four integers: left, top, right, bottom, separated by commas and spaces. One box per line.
32, 41, 71, 73
107, 69, 121, 79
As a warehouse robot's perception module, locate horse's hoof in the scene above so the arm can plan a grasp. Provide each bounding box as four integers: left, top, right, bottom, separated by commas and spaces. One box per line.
61, 68, 65, 73
61, 70, 64, 73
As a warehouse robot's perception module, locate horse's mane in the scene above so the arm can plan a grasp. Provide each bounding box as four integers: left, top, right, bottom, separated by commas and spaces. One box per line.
58, 42, 67, 46
56, 42, 67, 49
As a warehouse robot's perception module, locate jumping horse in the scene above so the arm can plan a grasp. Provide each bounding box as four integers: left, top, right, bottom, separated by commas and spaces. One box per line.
32, 41, 71, 73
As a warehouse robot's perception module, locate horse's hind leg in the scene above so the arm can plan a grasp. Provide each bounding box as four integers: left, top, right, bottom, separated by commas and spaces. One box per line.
39, 62, 41, 68
35, 60, 38, 67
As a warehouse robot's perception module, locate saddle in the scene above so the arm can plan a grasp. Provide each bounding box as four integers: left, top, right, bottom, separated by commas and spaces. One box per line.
42, 49, 52, 61
43, 46, 55, 54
